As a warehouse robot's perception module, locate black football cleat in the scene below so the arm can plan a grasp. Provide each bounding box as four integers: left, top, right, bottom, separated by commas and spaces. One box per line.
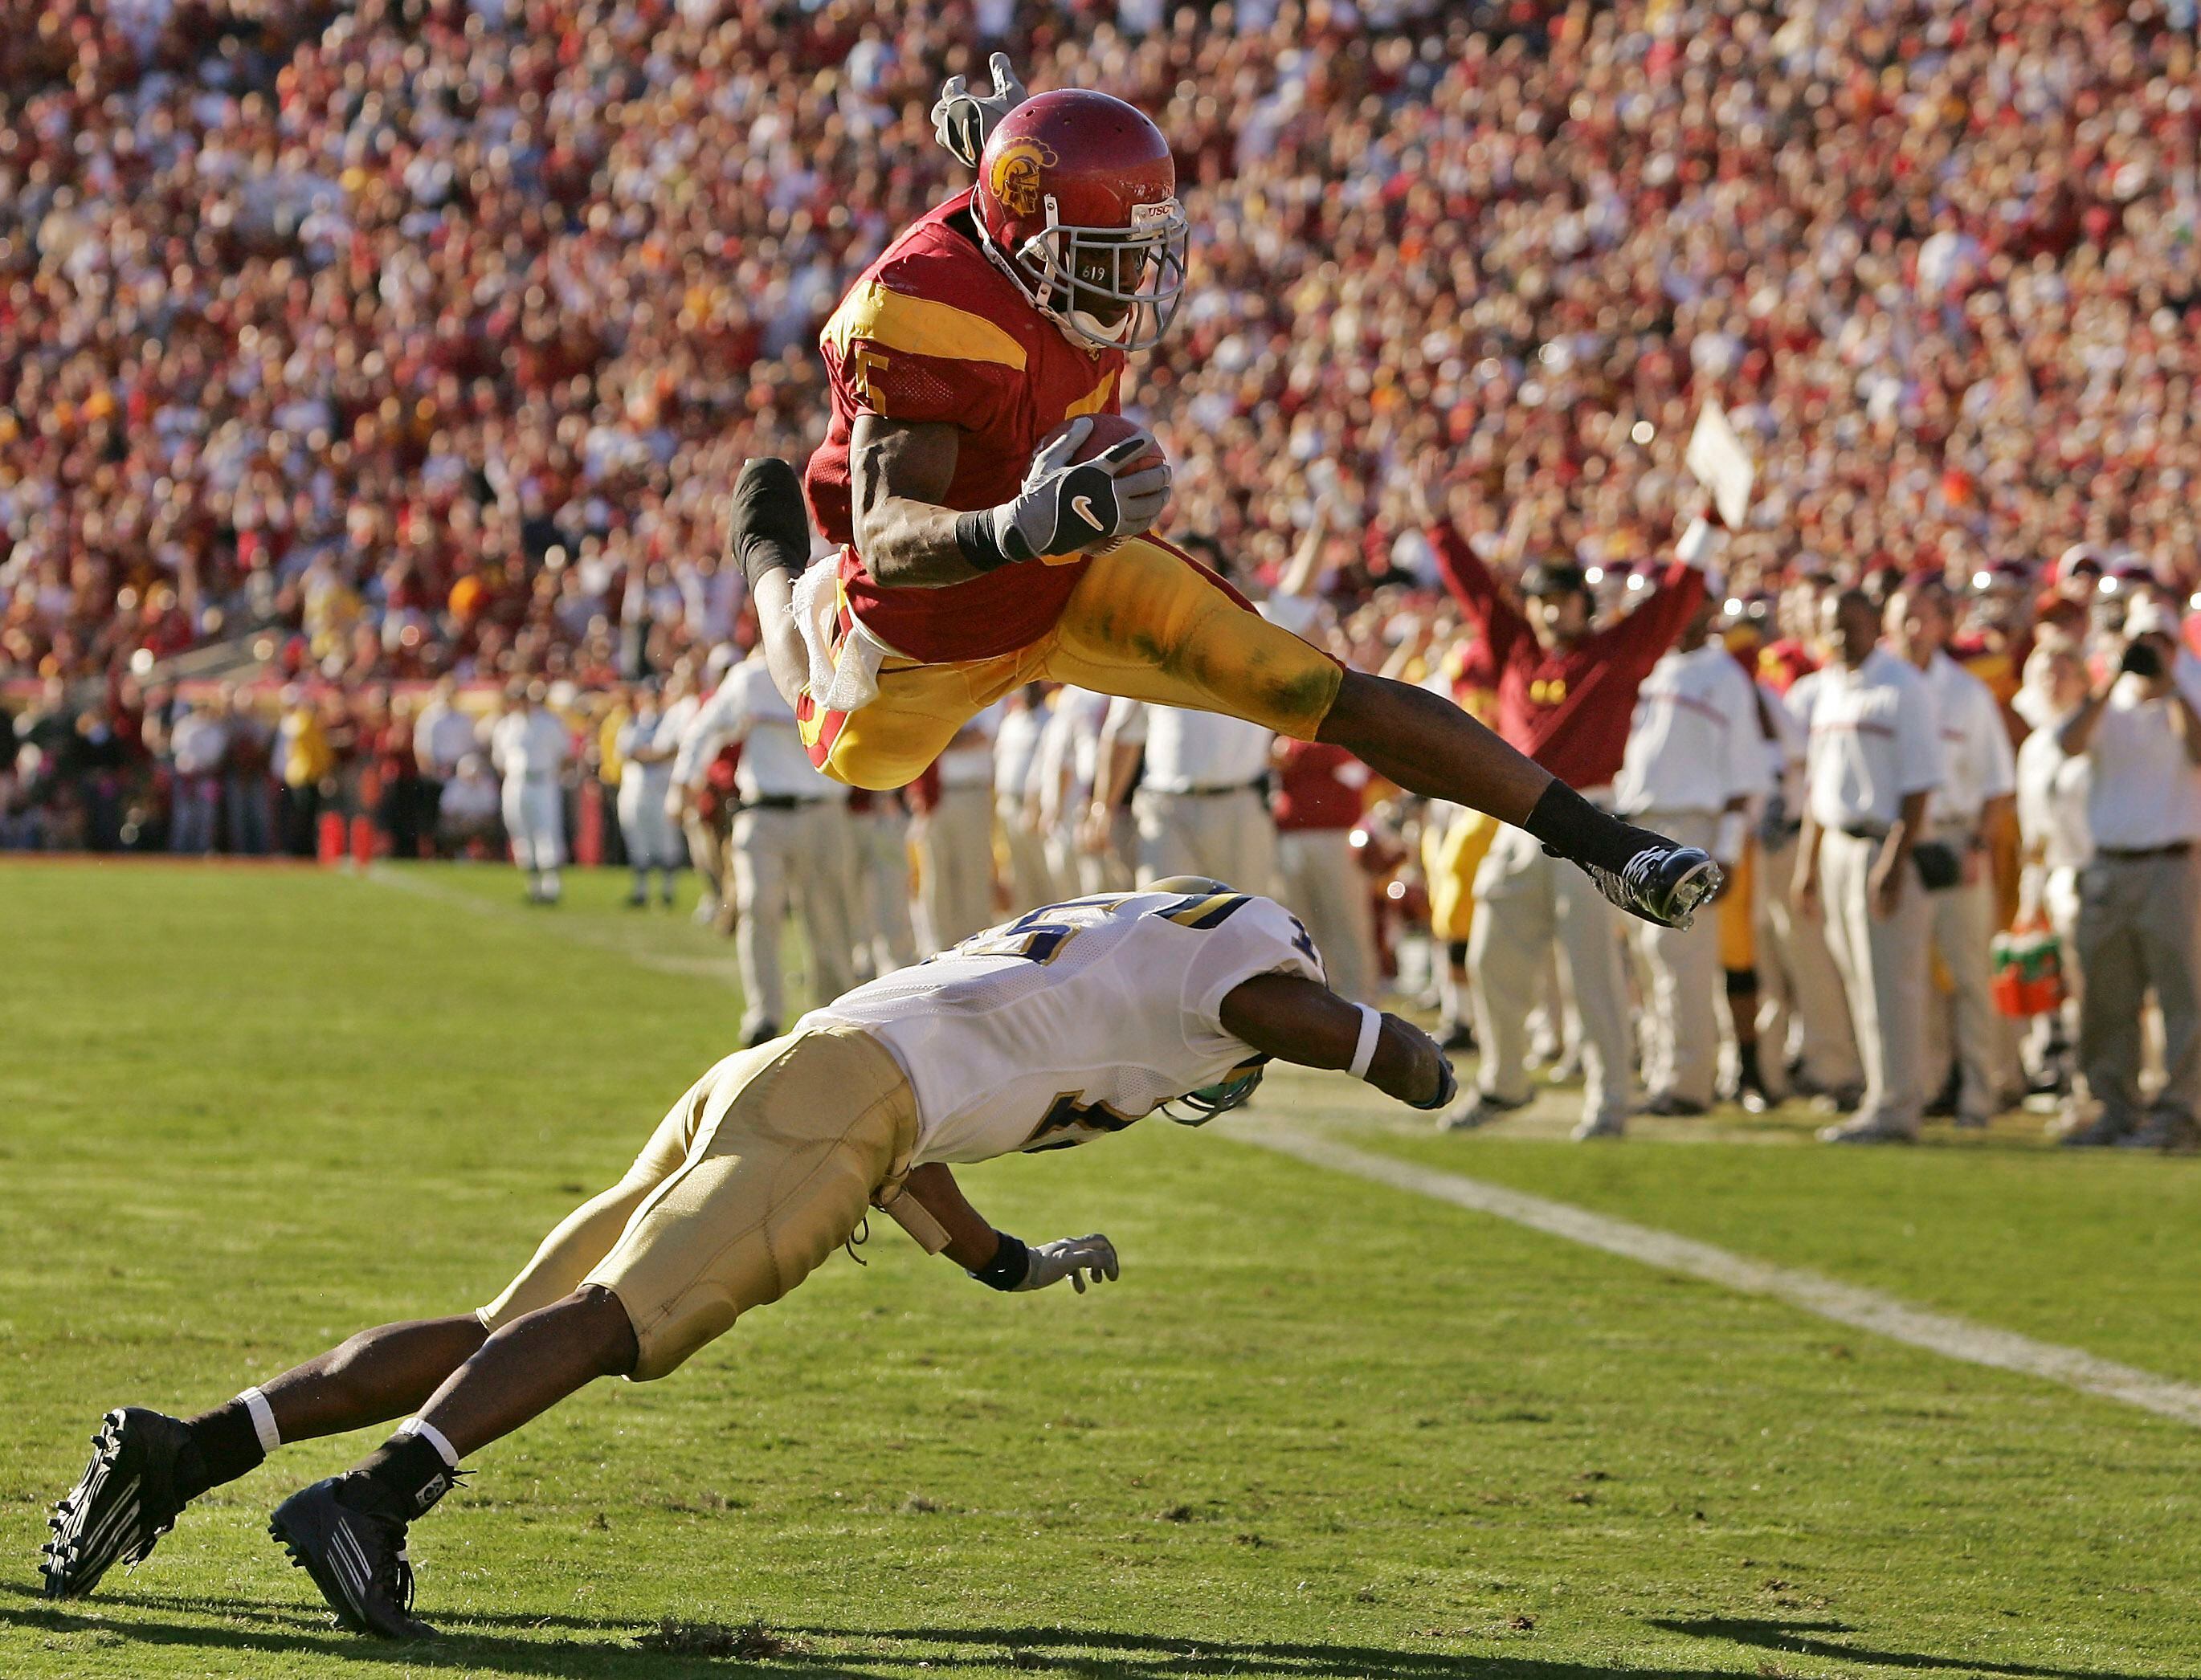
42, 1407, 194, 1598
729, 457, 813, 589
269, 1475, 436, 1640
1583, 844, 1722, 930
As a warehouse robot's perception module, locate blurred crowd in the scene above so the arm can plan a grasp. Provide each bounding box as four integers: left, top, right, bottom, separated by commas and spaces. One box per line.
6, 0, 2201, 1144
5, 1, 2199, 689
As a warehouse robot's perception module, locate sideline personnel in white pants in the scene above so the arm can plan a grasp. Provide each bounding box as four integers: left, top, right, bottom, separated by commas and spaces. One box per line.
1089, 699, 1278, 896
675, 649, 855, 1046
1613, 601, 1767, 1114
1889, 582, 2019, 1125
489, 681, 570, 904
1791, 589, 1944, 1143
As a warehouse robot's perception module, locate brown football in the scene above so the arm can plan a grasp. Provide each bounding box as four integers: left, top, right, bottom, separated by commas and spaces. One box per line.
1045, 410, 1165, 475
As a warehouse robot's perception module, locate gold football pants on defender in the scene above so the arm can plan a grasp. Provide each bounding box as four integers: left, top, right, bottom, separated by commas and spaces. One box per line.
478, 1026, 917, 1380
802, 536, 1344, 791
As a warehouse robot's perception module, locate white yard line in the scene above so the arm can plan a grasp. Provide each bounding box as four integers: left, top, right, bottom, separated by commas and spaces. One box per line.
364, 863, 746, 986
1234, 1120, 2201, 1429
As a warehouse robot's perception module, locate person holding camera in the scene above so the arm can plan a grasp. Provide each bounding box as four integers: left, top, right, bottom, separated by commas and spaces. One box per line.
2053, 599, 2201, 1151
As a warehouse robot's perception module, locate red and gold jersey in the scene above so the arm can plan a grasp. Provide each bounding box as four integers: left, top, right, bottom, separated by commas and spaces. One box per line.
806, 191, 1125, 664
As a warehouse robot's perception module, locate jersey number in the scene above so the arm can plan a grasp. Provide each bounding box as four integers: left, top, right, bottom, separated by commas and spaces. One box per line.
1024, 1090, 1144, 1152
949, 907, 1080, 966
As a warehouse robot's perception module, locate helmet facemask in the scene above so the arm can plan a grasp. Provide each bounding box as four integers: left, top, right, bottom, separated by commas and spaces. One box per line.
1004, 194, 1189, 353
1162, 1056, 1268, 1127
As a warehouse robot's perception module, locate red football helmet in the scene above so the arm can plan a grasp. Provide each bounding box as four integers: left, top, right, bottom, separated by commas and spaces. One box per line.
974, 89, 1188, 353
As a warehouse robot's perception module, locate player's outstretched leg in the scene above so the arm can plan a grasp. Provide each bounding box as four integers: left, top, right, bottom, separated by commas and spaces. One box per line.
39, 1315, 488, 1598
727, 457, 816, 710
272, 1286, 637, 1640
1316, 673, 1721, 929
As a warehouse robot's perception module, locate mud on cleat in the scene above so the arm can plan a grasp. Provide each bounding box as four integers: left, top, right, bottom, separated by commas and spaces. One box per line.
269, 1474, 436, 1641
1582, 844, 1722, 930
41, 1407, 194, 1599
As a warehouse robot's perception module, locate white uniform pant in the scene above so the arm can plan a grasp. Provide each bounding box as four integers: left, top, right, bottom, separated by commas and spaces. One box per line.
1921, 834, 2016, 1122
617, 770, 680, 871
502, 773, 565, 871
732, 803, 857, 1035
851, 807, 919, 977
1468, 824, 1634, 1129
1753, 830, 1862, 1096
2074, 850, 2201, 1125
998, 796, 1060, 915
1276, 828, 1378, 1003
1818, 830, 1931, 1135
1131, 785, 1278, 897
914, 785, 996, 952
1626, 809, 1721, 1107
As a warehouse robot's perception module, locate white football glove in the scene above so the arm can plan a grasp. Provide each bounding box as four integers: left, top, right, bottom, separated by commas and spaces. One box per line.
1015, 1233, 1120, 1294
932, 52, 1027, 172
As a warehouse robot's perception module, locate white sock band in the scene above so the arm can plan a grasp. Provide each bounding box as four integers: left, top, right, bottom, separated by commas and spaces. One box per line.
1348, 1004, 1383, 1082
398, 1417, 461, 1471
239, 1387, 280, 1455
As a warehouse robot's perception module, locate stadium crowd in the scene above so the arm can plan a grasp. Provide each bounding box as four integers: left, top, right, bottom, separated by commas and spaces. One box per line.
6, 0, 2201, 1144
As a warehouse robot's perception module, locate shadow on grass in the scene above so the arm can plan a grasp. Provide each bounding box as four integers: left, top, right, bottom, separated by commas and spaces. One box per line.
1651, 1616, 2170, 1678
5, 1588, 2171, 1680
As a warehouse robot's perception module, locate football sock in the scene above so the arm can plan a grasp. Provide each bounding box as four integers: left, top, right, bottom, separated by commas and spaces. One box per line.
1737, 1039, 1765, 1089
1522, 779, 1664, 875
729, 458, 812, 589
541, 868, 561, 902
174, 1391, 275, 1501
353, 1422, 460, 1520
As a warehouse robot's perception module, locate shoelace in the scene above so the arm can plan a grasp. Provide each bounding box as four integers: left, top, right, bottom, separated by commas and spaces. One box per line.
357, 1467, 466, 1613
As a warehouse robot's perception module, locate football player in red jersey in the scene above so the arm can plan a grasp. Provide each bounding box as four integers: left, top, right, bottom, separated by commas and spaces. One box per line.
731, 71, 1721, 928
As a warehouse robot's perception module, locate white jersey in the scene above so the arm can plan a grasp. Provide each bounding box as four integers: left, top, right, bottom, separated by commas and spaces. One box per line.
489, 708, 568, 781
1613, 642, 1767, 817
803, 888, 1325, 1166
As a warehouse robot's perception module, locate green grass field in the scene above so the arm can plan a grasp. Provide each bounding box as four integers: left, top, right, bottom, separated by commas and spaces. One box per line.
4, 859, 2199, 1679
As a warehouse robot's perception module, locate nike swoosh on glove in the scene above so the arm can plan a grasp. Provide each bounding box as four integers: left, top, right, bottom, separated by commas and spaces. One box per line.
995, 417, 1173, 561
931, 52, 1027, 171
1015, 1233, 1121, 1294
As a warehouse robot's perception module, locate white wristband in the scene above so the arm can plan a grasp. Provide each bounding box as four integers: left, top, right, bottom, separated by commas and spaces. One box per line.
1348, 1004, 1383, 1081
239, 1386, 281, 1454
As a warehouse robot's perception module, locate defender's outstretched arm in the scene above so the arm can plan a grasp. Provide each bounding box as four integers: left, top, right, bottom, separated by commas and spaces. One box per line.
1219, 972, 1454, 1110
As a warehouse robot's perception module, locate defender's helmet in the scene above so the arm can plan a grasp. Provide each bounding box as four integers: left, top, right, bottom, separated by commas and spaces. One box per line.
974, 89, 1189, 353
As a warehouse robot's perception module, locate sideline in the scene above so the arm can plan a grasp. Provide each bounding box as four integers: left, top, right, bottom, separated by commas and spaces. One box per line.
1232, 1120, 2201, 1429
365, 863, 746, 985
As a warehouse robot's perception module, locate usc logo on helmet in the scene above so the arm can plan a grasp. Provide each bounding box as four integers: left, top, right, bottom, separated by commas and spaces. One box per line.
989, 136, 1059, 218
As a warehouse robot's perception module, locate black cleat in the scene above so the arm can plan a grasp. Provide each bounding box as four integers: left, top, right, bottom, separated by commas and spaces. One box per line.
41, 1407, 194, 1598
269, 1475, 437, 1640
729, 457, 814, 590
1584, 844, 1722, 929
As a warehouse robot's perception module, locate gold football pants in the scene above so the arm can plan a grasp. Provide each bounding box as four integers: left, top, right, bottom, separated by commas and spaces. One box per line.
802, 535, 1344, 791
477, 1026, 917, 1380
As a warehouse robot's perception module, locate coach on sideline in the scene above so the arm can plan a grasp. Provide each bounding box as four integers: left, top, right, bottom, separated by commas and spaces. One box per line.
2056, 597, 2201, 1151
1427, 487, 1725, 1140
1791, 589, 1943, 1144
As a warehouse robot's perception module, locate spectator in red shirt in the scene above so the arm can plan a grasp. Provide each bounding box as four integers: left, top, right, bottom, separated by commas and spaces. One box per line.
1272, 738, 1378, 1005
1428, 511, 1725, 1140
